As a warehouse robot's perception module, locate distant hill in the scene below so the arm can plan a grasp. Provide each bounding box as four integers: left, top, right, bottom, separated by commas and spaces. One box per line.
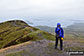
0, 20, 55, 49
65, 23, 84, 37
36, 23, 84, 38
36, 26, 55, 34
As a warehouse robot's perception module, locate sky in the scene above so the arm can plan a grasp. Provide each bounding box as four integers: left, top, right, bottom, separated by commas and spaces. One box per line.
0, 0, 84, 27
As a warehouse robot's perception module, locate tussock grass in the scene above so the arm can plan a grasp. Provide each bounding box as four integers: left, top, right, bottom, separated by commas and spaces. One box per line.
0, 20, 55, 49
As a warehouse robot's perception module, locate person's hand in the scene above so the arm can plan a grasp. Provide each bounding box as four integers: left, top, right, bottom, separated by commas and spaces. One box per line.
61, 37, 63, 40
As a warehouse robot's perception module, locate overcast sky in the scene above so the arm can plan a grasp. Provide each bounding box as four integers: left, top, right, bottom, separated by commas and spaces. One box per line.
0, 0, 84, 27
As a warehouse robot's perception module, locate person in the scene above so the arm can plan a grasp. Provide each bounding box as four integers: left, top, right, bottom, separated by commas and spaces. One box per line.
55, 23, 64, 50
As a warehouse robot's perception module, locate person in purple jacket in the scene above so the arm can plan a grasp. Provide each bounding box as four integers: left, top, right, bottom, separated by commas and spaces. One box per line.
55, 23, 64, 50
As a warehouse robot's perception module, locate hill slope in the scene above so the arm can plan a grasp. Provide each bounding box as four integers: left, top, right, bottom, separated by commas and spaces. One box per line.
65, 23, 84, 37
36, 23, 84, 38
0, 20, 55, 49
0, 39, 84, 56
0, 20, 84, 56
36, 26, 55, 34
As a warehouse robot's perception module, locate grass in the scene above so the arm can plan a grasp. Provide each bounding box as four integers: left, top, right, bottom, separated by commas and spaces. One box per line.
0, 20, 55, 49
79, 40, 84, 43
64, 47, 84, 51
45, 42, 63, 55
6, 50, 25, 56
6, 50, 36, 56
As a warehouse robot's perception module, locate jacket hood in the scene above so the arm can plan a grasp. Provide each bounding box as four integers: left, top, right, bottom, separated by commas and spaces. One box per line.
57, 23, 61, 27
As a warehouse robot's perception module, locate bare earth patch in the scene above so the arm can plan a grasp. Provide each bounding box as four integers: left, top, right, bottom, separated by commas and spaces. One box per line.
0, 39, 84, 56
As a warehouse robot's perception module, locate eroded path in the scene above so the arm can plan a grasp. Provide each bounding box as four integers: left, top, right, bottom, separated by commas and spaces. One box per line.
0, 39, 84, 56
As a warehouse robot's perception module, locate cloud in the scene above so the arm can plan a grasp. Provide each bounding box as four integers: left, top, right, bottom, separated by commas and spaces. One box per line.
0, 0, 84, 20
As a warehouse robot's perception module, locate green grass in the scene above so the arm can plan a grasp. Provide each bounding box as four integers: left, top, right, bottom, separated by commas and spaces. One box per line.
6, 50, 36, 56
64, 47, 84, 51
6, 50, 25, 56
27, 30, 55, 41
45, 42, 63, 55
0, 20, 55, 49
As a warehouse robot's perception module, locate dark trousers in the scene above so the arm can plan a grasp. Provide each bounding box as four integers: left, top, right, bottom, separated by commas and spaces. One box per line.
55, 37, 63, 50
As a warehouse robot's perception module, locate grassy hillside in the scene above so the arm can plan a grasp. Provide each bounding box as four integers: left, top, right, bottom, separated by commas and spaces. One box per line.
0, 21, 84, 56
0, 20, 55, 49
64, 23, 84, 38
36, 26, 55, 34
36, 23, 84, 38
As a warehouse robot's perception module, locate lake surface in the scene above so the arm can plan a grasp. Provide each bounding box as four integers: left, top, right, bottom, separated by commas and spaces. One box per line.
0, 18, 84, 28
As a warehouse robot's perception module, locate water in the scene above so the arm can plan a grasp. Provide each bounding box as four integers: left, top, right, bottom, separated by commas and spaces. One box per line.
0, 18, 83, 28
24, 18, 75, 28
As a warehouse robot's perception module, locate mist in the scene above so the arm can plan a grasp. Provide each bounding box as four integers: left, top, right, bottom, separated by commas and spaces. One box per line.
0, 0, 84, 27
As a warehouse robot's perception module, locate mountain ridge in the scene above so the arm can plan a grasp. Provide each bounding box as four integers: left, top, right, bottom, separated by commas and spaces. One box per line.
0, 20, 55, 49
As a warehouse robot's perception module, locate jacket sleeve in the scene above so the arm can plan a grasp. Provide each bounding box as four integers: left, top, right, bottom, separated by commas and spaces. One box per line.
55, 28, 57, 33
55, 28, 61, 33
61, 28, 64, 38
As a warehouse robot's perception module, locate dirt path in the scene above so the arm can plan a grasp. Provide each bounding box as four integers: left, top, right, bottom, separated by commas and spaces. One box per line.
0, 41, 32, 56
0, 39, 84, 56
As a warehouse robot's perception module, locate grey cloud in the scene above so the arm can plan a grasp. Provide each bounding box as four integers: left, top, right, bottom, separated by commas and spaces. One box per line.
0, 0, 83, 20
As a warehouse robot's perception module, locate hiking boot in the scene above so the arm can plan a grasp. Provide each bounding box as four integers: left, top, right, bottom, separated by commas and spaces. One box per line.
55, 47, 57, 49
60, 48, 63, 50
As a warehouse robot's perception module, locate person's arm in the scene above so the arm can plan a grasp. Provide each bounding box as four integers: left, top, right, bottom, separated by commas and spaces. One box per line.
60, 28, 64, 40
55, 28, 60, 33
55, 28, 59, 37
55, 28, 57, 33
55, 28, 57, 37
61, 28, 64, 38
55, 28, 60, 37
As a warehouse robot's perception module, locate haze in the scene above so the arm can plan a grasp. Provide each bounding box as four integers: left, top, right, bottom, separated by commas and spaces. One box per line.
0, 0, 84, 27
